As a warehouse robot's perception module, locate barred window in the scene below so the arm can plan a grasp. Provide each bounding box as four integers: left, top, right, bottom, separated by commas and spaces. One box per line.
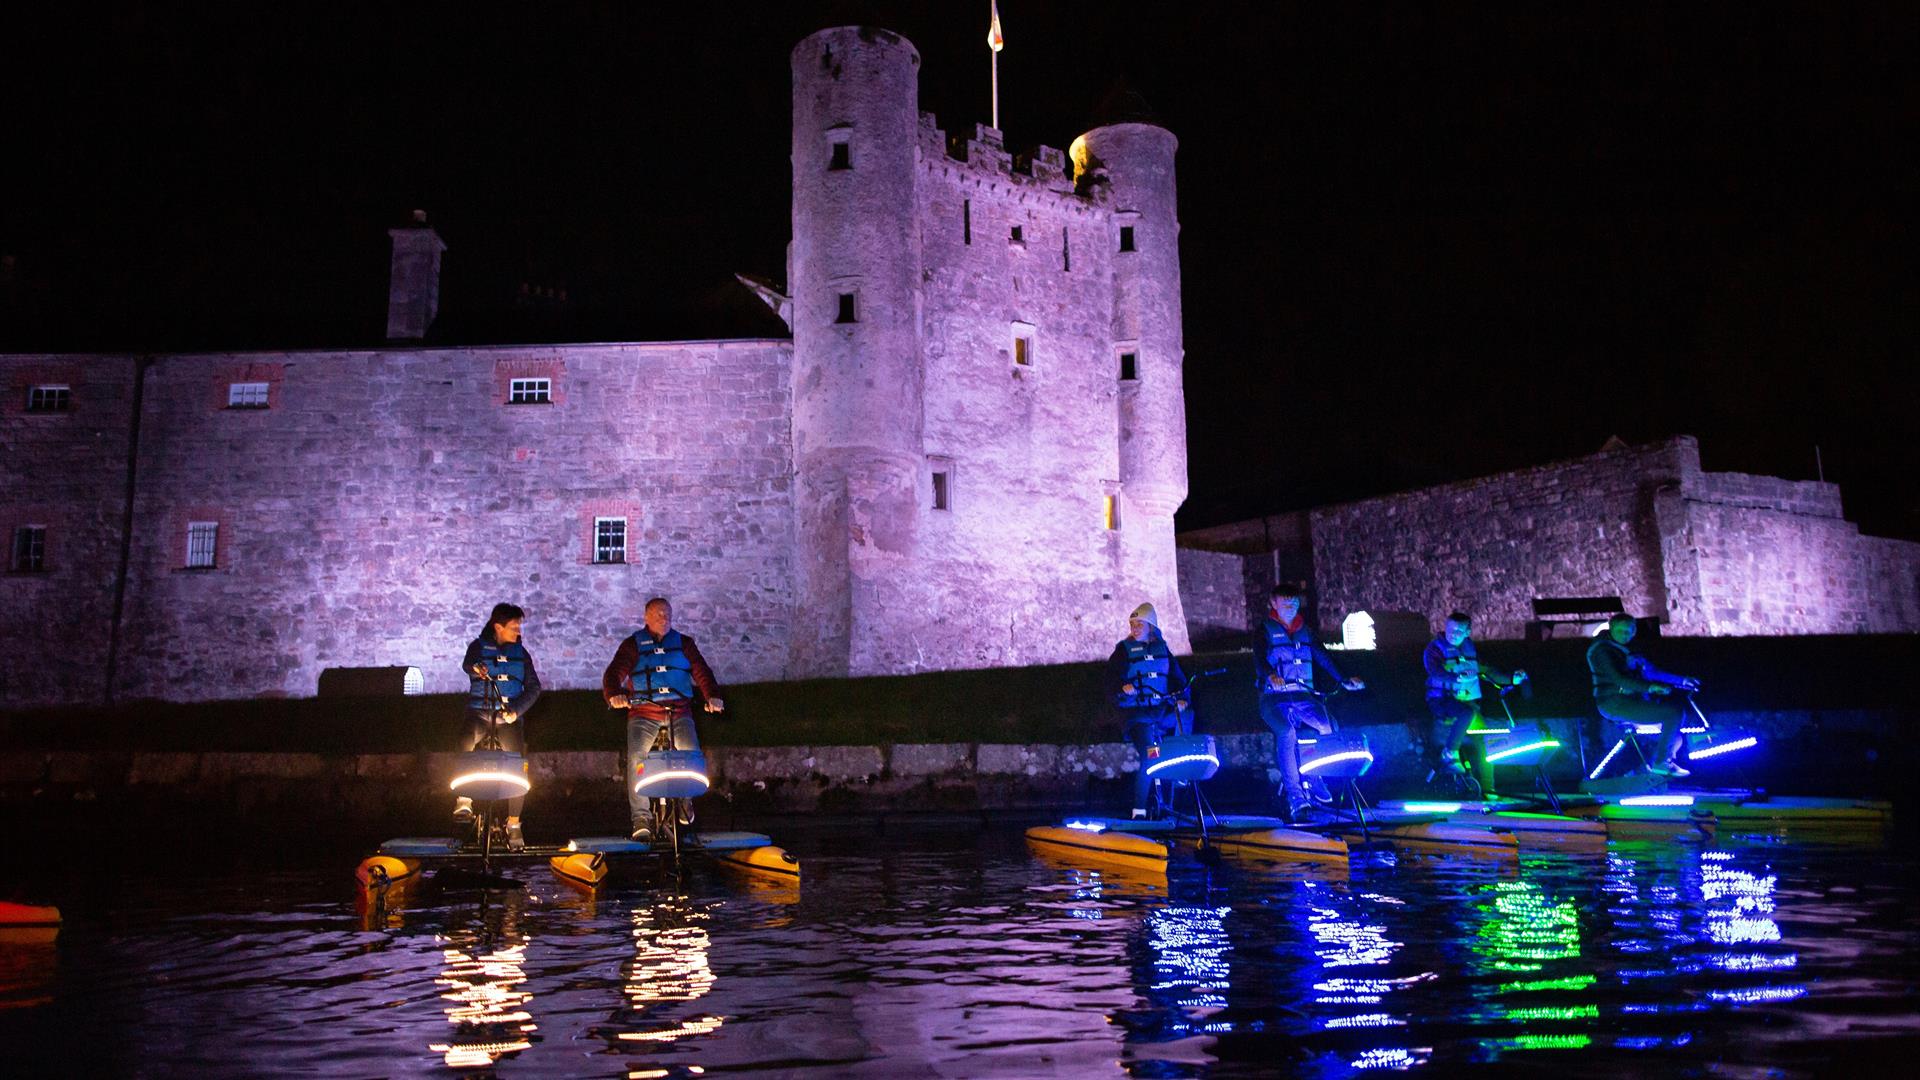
186, 521, 218, 569
594, 517, 627, 564
227, 382, 270, 408
508, 378, 552, 405
26, 385, 70, 412
10, 526, 46, 572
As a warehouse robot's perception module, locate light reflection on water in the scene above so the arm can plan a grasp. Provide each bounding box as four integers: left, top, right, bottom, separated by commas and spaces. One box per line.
1, 826, 1917, 1077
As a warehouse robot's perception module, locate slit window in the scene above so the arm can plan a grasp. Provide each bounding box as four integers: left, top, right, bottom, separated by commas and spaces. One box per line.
186, 522, 218, 569
26, 384, 70, 412
963, 199, 972, 244
931, 471, 951, 511
835, 293, 857, 324
10, 526, 46, 572
1119, 352, 1138, 381
227, 382, 270, 409
1062, 228, 1071, 271
1009, 224, 1024, 245
1119, 225, 1136, 253
594, 517, 627, 564
828, 141, 852, 171
508, 378, 552, 405
1103, 495, 1121, 531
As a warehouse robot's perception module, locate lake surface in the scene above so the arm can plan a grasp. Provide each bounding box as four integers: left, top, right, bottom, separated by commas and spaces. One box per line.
4, 818, 1918, 1076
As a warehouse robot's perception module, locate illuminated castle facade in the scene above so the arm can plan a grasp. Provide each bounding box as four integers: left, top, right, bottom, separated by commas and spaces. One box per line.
0, 26, 1193, 705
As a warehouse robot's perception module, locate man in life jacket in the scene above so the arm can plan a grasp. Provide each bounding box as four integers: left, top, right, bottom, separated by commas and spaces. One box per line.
1588, 613, 1698, 778
1422, 612, 1527, 794
1258, 586, 1365, 823
1104, 602, 1191, 820
602, 597, 726, 842
458, 602, 543, 850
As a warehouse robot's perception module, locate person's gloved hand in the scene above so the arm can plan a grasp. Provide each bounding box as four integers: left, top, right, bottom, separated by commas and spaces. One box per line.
499, 710, 518, 724
705, 698, 726, 713
1512, 669, 1529, 684
1343, 677, 1366, 692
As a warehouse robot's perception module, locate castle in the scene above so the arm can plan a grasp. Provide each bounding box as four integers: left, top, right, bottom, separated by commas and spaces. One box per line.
0, 27, 1193, 706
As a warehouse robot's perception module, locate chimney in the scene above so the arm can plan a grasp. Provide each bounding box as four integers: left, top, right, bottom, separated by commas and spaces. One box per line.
386, 209, 445, 340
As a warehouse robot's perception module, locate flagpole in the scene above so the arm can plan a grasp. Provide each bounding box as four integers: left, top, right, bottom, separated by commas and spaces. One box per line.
991, 48, 999, 131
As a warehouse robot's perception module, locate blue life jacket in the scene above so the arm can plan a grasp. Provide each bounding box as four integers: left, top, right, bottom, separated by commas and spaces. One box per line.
1117, 636, 1172, 707
468, 640, 530, 713
1263, 619, 1318, 693
1427, 637, 1482, 702
627, 629, 695, 703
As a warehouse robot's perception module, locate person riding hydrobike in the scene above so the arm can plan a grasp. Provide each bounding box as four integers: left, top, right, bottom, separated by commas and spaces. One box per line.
1588, 613, 1699, 778
1423, 611, 1528, 795
458, 602, 543, 851
1257, 586, 1365, 824
1104, 602, 1192, 820
602, 597, 726, 843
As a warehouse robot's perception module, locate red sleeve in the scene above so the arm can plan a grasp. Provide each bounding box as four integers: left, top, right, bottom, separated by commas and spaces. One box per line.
602, 636, 639, 704
681, 635, 723, 700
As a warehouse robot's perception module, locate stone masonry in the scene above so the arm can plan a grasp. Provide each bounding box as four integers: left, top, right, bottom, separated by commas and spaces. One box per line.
1181, 436, 1920, 640
0, 26, 1193, 706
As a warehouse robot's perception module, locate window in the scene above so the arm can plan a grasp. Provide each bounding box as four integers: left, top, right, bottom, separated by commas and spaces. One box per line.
829, 141, 852, 170
1119, 225, 1136, 253
1009, 224, 1024, 245
836, 293, 857, 324
186, 521, 218, 569
227, 382, 270, 409
1103, 495, 1120, 531
26, 385, 70, 412
931, 471, 950, 511
1062, 227, 1071, 271
508, 378, 552, 404
10, 527, 45, 572
963, 199, 972, 245
1119, 352, 1138, 381
594, 517, 627, 564
1011, 322, 1035, 366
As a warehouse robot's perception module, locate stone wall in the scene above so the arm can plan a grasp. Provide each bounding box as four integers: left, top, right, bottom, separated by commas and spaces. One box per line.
1176, 547, 1250, 645
0, 355, 139, 706
111, 341, 795, 702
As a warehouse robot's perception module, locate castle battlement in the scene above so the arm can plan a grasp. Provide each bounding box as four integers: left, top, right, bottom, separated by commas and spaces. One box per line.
916, 111, 1088, 207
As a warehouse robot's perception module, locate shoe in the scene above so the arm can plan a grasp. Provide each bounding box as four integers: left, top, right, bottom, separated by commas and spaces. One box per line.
1646, 761, 1679, 778
505, 821, 526, 852
1439, 749, 1467, 775
452, 796, 474, 824
678, 802, 695, 827
1665, 762, 1693, 779
629, 825, 654, 844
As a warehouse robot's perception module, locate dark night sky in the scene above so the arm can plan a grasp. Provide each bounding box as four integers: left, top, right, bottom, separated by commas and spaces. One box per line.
4, 2, 1914, 538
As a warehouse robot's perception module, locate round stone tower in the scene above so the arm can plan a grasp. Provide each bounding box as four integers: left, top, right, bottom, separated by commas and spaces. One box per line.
789, 27, 926, 676
1073, 122, 1192, 651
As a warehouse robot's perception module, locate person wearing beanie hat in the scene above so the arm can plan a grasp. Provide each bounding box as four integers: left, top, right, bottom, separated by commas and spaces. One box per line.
1105, 601, 1190, 820
1257, 585, 1365, 824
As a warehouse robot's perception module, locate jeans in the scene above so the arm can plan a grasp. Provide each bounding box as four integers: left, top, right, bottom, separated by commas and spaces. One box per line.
626, 708, 701, 827
1124, 705, 1187, 812
463, 715, 526, 818
1596, 693, 1685, 766
1260, 693, 1333, 808
1427, 698, 1494, 793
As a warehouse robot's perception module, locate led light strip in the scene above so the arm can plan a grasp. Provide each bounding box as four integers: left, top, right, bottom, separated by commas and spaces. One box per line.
1618, 794, 1695, 807
1145, 752, 1219, 777
1588, 740, 1625, 780
1486, 738, 1560, 764
1688, 736, 1757, 760
632, 769, 711, 794
1300, 749, 1374, 774
449, 771, 531, 795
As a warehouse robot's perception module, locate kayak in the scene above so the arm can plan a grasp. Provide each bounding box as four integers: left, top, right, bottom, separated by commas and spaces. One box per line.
357, 830, 801, 895
1200, 827, 1350, 864
1378, 801, 1608, 846
0, 902, 61, 928
1025, 823, 1171, 873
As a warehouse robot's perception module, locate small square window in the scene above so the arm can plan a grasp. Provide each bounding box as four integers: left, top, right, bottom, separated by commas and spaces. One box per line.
227, 382, 270, 408
508, 378, 552, 404
1011, 324, 1035, 367
1119, 225, 1136, 253
829, 141, 852, 171
186, 521, 218, 569
1009, 225, 1024, 245
931, 471, 950, 511
836, 293, 857, 324
1103, 495, 1121, 531
1120, 352, 1138, 381
26, 385, 70, 412
10, 526, 46, 572
594, 517, 627, 564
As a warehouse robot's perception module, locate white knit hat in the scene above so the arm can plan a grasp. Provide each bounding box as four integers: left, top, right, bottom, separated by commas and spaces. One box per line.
1129, 602, 1159, 627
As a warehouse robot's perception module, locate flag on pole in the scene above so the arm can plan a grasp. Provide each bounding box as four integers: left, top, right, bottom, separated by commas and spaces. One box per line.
988, 1, 1004, 52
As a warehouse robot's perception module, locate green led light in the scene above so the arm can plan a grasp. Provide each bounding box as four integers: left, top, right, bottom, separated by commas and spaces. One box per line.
1497, 974, 1597, 995
1509, 1034, 1593, 1051
1502, 1003, 1599, 1022
1486, 738, 1561, 763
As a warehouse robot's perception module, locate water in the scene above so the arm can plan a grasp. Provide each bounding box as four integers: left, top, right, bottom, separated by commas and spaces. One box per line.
4, 820, 1919, 1076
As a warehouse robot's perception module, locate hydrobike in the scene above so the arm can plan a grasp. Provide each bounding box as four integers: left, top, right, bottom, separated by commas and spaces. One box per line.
356, 672, 797, 905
